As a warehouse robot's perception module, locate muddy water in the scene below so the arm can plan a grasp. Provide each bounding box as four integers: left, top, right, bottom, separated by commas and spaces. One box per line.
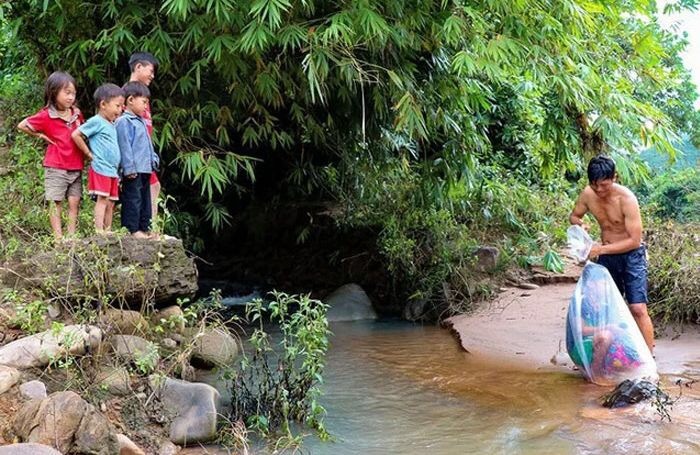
302, 321, 700, 455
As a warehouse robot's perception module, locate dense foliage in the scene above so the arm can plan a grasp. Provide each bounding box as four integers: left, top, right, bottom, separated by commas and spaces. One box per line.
2, 0, 699, 308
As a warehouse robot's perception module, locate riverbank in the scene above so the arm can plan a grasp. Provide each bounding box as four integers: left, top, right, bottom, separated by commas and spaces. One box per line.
446, 280, 700, 382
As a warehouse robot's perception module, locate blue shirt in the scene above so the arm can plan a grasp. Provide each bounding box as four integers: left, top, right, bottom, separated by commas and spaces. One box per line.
115, 111, 159, 176
78, 115, 120, 177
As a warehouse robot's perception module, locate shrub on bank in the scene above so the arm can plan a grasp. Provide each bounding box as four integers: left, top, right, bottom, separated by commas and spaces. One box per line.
646, 221, 700, 325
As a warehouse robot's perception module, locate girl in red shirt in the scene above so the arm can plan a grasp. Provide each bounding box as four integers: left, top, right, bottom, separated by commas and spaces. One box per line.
17, 71, 85, 240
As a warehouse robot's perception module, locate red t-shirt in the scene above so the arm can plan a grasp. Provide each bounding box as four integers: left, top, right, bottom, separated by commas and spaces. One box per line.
26, 107, 85, 170
143, 100, 153, 136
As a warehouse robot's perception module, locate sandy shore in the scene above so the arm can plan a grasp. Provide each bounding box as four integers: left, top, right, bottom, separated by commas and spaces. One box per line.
446, 281, 700, 378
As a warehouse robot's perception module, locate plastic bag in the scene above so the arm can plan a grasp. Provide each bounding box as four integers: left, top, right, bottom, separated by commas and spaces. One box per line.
567, 225, 593, 263
565, 262, 657, 385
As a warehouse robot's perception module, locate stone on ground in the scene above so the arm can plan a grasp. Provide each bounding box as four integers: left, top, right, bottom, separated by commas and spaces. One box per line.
149, 376, 219, 445
0, 325, 102, 369
187, 327, 238, 368
324, 283, 377, 322
0, 365, 20, 394
18, 380, 47, 400
0, 443, 63, 454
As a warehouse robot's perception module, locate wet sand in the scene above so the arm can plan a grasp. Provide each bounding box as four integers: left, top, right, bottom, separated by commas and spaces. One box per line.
446, 281, 700, 378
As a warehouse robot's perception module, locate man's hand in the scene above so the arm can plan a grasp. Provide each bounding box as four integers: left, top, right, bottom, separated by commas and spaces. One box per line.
588, 243, 604, 259
126, 173, 137, 180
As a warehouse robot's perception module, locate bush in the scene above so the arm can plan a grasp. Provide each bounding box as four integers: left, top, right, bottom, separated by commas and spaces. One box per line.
640, 168, 700, 223
224, 292, 330, 449
646, 222, 700, 325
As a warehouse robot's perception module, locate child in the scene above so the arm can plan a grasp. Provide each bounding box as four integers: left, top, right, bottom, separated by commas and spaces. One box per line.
71, 84, 125, 234
115, 81, 159, 239
127, 52, 160, 222
17, 71, 84, 240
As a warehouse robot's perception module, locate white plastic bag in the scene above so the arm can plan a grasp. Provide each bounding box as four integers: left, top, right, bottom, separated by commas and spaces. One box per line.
565, 263, 657, 385
567, 225, 593, 263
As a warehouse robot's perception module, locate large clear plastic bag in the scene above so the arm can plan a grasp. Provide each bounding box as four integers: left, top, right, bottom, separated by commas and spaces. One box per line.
566, 262, 657, 385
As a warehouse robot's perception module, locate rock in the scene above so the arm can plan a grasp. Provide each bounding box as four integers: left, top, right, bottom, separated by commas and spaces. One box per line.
23, 235, 198, 307
187, 327, 238, 368
95, 366, 131, 396
0, 443, 63, 454
149, 376, 219, 445
161, 338, 178, 350
602, 379, 668, 408
152, 306, 185, 333
19, 380, 47, 400
473, 246, 499, 272
74, 405, 119, 454
0, 365, 20, 394
194, 369, 231, 414
110, 335, 158, 363
100, 309, 149, 336
157, 440, 180, 455
12, 390, 119, 454
47, 303, 62, 319
402, 299, 430, 322
0, 325, 102, 369
324, 283, 377, 322
117, 433, 146, 455
549, 352, 570, 367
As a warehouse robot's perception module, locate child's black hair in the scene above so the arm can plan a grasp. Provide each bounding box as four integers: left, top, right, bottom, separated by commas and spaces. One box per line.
587, 155, 616, 183
122, 81, 151, 99
44, 71, 76, 109
128, 52, 159, 72
93, 83, 124, 108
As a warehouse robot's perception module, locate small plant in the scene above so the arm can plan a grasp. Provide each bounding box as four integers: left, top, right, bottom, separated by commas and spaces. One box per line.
9, 291, 49, 334
134, 344, 160, 375
224, 291, 331, 448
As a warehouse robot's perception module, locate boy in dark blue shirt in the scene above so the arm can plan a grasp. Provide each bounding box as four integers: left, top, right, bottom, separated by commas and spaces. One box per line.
116, 82, 159, 238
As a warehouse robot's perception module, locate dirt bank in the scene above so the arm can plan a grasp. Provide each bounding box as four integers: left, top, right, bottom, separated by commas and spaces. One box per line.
446, 281, 700, 378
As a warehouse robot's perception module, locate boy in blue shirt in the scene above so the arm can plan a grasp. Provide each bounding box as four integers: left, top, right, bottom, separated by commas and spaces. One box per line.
71, 83, 125, 233
116, 82, 160, 239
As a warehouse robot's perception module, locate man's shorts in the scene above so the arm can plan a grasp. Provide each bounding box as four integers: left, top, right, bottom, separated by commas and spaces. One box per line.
87, 168, 119, 201
45, 167, 82, 201
597, 245, 648, 304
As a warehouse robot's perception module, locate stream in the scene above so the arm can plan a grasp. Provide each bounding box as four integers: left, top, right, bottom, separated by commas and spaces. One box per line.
299, 321, 700, 455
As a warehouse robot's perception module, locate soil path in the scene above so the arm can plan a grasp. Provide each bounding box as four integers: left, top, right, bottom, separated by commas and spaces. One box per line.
446, 280, 700, 376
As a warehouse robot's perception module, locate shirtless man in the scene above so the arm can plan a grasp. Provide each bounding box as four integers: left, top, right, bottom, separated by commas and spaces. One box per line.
569, 155, 654, 352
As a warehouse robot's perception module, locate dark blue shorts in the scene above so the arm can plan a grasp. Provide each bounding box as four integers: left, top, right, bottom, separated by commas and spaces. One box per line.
597, 245, 648, 304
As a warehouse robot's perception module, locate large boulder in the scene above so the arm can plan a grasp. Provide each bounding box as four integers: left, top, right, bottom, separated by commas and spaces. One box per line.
12, 390, 119, 454
149, 376, 219, 445
186, 327, 238, 368
324, 283, 377, 322
20, 235, 197, 307
0, 325, 102, 369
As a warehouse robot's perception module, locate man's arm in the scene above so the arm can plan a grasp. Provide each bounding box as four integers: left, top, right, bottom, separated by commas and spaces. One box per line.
590, 196, 642, 256
569, 192, 590, 229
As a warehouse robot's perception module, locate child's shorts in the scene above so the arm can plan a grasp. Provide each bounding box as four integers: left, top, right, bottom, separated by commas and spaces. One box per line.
88, 168, 119, 201
44, 167, 82, 201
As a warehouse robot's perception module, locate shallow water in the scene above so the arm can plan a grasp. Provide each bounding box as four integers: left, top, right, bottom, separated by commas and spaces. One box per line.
300, 321, 700, 455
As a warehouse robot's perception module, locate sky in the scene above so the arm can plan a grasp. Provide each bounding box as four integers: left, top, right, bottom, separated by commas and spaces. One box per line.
657, 4, 700, 106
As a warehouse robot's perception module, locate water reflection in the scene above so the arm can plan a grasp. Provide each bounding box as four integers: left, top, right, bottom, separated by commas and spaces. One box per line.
301, 321, 700, 455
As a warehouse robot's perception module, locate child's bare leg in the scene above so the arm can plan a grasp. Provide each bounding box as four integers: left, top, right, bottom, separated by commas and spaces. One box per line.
66, 196, 80, 236
94, 196, 109, 232
103, 200, 115, 232
48, 201, 63, 240
592, 330, 613, 377
150, 181, 161, 226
